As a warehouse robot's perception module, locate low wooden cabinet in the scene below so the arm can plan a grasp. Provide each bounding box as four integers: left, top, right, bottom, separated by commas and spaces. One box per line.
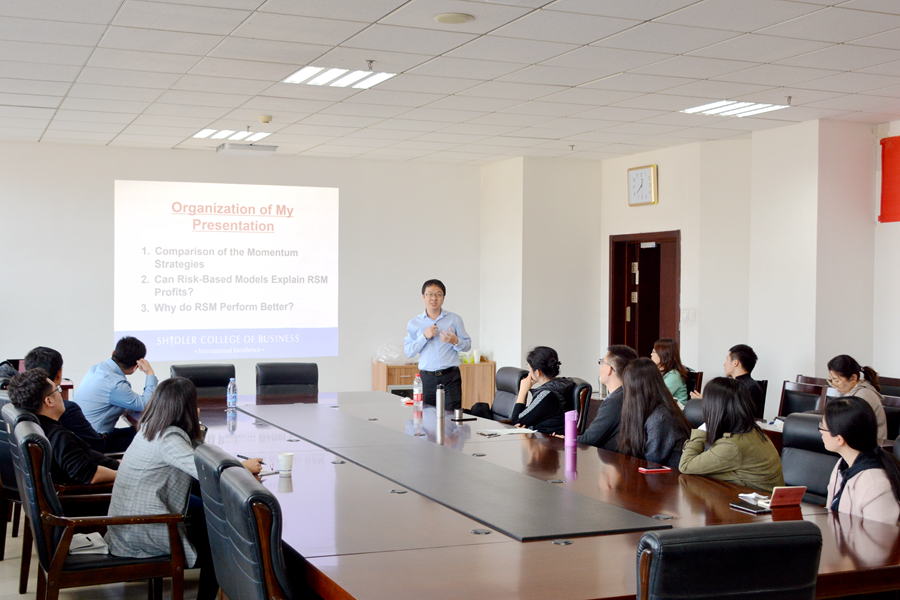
372, 361, 496, 410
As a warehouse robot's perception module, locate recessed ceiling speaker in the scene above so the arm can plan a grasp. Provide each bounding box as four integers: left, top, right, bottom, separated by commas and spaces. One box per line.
434, 13, 474, 24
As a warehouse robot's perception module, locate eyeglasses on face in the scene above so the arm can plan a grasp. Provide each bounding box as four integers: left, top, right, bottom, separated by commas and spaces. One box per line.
424, 292, 444, 299
818, 422, 830, 434
598, 358, 615, 372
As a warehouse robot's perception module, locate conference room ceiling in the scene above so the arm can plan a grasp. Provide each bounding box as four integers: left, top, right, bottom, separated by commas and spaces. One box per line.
4, 0, 900, 164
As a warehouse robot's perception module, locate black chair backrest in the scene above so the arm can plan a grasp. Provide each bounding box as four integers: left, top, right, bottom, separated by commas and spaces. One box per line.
220, 463, 291, 600
637, 520, 822, 600
1, 402, 39, 493
895, 433, 900, 461
796, 375, 828, 387
492, 367, 528, 421
781, 412, 838, 505
570, 378, 592, 435
683, 399, 704, 428
170, 364, 235, 400
255, 363, 318, 397
779, 382, 826, 417
194, 444, 244, 596
883, 406, 900, 440
877, 376, 900, 398
11, 420, 64, 573
685, 370, 703, 395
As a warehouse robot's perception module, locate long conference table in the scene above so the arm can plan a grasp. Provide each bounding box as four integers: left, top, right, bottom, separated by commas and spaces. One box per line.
198, 391, 900, 600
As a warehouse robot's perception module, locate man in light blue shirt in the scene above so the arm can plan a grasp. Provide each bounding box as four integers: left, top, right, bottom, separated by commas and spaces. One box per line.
404, 279, 471, 410
73, 336, 157, 451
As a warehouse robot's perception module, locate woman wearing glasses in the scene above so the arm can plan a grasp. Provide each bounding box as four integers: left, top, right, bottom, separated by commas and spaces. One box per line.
678, 377, 783, 493
617, 358, 692, 468
650, 338, 689, 406
827, 355, 887, 440
821, 396, 900, 525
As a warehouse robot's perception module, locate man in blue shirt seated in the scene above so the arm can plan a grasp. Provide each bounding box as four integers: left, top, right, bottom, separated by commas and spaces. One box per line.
8, 369, 118, 485
404, 279, 471, 411
24, 346, 107, 453
74, 336, 157, 452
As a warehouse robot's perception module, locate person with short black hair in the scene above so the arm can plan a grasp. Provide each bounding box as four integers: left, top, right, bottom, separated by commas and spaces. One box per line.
690, 343, 765, 417
74, 336, 157, 451
404, 279, 471, 411
7, 369, 118, 485
679, 377, 784, 493
25, 346, 107, 452
508, 347, 575, 434
827, 355, 887, 440
822, 396, 900, 525
577, 345, 639, 449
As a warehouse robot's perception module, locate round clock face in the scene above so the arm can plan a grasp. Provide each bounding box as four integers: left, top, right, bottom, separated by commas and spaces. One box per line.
628, 166, 657, 206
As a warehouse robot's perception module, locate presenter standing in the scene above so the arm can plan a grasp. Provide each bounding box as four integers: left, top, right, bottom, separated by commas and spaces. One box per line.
404, 279, 471, 411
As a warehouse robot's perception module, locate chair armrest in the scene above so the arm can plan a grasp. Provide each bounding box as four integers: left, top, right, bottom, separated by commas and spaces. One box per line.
56, 482, 114, 495
58, 494, 112, 504
43, 512, 185, 527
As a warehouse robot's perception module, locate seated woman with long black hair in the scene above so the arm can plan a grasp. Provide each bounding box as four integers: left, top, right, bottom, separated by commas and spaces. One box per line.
650, 338, 689, 406
617, 358, 692, 468
510, 346, 575, 435
822, 396, 900, 525
678, 377, 784, 493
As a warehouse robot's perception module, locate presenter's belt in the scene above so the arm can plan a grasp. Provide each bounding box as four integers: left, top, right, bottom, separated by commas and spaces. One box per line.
420, 366, 460, 377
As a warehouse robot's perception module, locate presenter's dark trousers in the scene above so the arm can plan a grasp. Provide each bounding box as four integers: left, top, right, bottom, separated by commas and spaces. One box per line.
420, 367, 462, 411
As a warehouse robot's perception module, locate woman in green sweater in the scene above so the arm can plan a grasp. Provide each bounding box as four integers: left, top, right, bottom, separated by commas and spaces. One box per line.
679, 377, 784, 493
650, 338, 688, 406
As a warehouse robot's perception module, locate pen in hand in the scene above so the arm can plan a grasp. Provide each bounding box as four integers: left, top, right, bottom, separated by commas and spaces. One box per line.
237, 454, 267, 469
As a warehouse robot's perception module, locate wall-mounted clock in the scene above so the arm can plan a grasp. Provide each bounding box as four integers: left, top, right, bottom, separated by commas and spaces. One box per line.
627, 165, 658, 206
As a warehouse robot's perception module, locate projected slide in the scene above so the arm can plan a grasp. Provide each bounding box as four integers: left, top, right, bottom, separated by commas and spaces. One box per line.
114, 180, 338, 361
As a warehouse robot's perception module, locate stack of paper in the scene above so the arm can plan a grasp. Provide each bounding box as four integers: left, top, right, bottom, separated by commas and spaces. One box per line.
69, 532, 109, 555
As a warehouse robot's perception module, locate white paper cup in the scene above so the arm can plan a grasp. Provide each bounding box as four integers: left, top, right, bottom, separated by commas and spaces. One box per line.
473, 349, 482, 363
278, 476, 293, 493
277, 452, 294, 475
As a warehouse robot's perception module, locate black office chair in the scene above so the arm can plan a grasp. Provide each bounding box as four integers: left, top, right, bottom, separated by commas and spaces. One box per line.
683, 399, 704, 428
570, 378, 592, 435
220, 458, 296, 600
11, 420, 186, 600
685, 370, 703, 395
255, 362, 318, 400
170, 364, 235, 407
1, 400, 36, 592
491, 367, 528, 422
756, 379, 768, 420
637, 520, 822, 600
781, 412, 839, 505
778, 381, 826, 417
193, 444, 244, 597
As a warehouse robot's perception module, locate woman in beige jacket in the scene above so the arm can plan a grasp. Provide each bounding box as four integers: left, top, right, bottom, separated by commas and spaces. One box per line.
822, 397, 900, 525
827, 354, 887, 440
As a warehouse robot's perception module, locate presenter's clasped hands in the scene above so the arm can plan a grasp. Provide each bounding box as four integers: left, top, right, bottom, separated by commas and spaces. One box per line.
439, 328, 459, 346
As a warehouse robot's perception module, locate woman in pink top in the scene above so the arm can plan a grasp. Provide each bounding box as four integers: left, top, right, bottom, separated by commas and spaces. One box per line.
821, 397, 900, 525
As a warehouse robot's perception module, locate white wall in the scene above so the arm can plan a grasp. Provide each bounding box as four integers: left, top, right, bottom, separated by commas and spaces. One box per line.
0, 142, 481, 393
521, 157, 603, 382
873, 120, 900, 376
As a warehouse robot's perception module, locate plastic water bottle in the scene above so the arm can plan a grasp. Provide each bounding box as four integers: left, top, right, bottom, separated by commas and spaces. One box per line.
413, 373, 423, 414
227, 408, 237, 434
227, 377, 237, 409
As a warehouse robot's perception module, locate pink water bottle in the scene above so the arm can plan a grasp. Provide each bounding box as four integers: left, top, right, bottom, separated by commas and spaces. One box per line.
564, 410, 577, 447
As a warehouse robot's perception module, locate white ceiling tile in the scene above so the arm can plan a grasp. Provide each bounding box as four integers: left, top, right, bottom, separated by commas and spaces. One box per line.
583, 73, 695, 92
88, 48, 199, 73
155, 89, 251, 108
111, 133, 181, 144
53, 109, 139, 123
823, 0, 900, 16
609, 93, 712, 111
631, 56, 759, 79
539, 88, 644, 105
0, 93, 60, 108
324, 137, 396, 148
0, 60, 80, 82
795, 71, 900, 93
758, 7, 900, 43
412, 132, 491, 144
0, 78, 69, 96
601, 122, 685, 136
501, 101, 591, 117
312, 47, 433, 73
341, 24, 477, 55
172, 75, 273, 96
692, 116, 787, 130
222, 108, 310, 123
0, 41, 92, 66
188, 57, 298, 81
859, 59, 900, 77
595, 22, 739, 55
76, 67, 183, 89
448, 36, 577, 64
319, 102, 410, 118
342, 128, 419, 140
731, 87, 842, 105
571, 106, 668, 121
121, 124, 198, 137
498, 65, 610, 86
234, 13, 368, 46
68, 83, 165, 102
433, 122, 521, 135
469, 112, 555, 126
0, 0, 122, 24
240, 96, 335, 113
478, 135, 551, 147
369, 118, 444, 132
143, 104, 231, 118
492, 11, 639, 44
401, 107, 489, 122
59, 97, 150, 113
538, 116, 621, 131
669, 127, 746, 139
851, 29, 900, 51
260, 85, 359, 104
342, 89, 443, 107
301, 113, 383, 128
99, 26, 223, 56
113, 1, 252, 36
376, 74, 481, 95
867, 83, 900, 97
409, 57, 527, 80
664, 80, 775, 99
203, 119, 281, 132
542, 46, 673, 75
779, 44, 900, 71
799, 93, 900, 111
427, 95, 523, 112
131, 114, 218, 128
740, 106, 847, 121
639, 112, 730, 127
142, 0, 262, 9
0, 17, 105, 46
0, 115, 48, 128
830, 110, 900, 122
0, 105, 57, 119
714, 64, 840, 86
544, 0, 700, 20
260, 0, 407, 22
279, 122, 360, 136
502, 127, 566, 139
111, 140, 179, 148
688, 33, 832, 63
659, 0, 823, 32
209, 37, 331, 66
458, 81, 566, 100
41, 130, 117, 141
380, 0, 531, 34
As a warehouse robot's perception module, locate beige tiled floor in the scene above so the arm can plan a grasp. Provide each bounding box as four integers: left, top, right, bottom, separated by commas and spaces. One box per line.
0, 510, 200, 600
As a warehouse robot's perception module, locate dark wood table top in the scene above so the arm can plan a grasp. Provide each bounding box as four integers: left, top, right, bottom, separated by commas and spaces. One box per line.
199, 392, 900, 600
